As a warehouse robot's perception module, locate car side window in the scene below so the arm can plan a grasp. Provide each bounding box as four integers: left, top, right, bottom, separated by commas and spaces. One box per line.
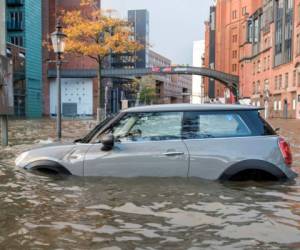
112, 112, 183, 142
183, 112, 251, 139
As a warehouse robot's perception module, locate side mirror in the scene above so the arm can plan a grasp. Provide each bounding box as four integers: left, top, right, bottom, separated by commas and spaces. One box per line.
101, 134, 115, 151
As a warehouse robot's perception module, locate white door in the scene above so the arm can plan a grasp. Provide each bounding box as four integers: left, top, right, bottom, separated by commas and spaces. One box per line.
50, 78, 93, 116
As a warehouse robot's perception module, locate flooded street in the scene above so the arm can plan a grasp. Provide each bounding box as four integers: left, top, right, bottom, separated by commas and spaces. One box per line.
0, 163, 300, 249
0, 118, 300, 249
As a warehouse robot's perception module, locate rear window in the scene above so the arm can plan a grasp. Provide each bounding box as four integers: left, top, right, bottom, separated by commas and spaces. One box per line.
240, 110, 276, 136
182, 110, 276, 139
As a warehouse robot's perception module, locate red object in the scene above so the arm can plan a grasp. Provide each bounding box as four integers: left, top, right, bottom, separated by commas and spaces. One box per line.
278, 137, 293, 166
151, 67, 161, 73
229, 91, 236, 104
162, 67, 172, 73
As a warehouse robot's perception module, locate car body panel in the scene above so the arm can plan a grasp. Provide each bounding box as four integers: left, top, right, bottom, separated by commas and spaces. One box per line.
16, 143, 92, 176
183, 135, 296, 180
84, 140, 189, 177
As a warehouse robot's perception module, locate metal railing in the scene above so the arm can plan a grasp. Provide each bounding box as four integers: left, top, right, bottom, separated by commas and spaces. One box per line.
6, 0, 24, 6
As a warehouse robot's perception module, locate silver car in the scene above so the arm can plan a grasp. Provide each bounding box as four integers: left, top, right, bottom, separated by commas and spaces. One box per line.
16, 104, 297, 181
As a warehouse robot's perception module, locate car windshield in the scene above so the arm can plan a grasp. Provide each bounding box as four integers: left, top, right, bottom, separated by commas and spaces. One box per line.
75, 115, 116, 143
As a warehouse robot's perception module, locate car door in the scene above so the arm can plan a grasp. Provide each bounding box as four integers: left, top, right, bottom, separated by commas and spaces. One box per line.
84, 111, 189, 177
182, 111, 253, 180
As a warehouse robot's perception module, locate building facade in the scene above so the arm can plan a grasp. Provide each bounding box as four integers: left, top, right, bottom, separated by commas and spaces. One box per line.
0, 0, 5, 56
4, 0, 42, 117
204, 0, 300, 119
128, 9, 150, 69
43, 0, 101, 118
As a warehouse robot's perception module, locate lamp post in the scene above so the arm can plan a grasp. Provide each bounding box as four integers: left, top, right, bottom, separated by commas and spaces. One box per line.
51, 19, 67, 141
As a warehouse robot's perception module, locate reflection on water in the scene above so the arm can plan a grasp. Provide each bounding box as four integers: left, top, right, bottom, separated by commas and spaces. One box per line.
0, 163, 300, 250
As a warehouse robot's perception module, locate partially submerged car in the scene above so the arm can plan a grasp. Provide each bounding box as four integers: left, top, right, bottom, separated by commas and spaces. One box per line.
16, 104, 297, 181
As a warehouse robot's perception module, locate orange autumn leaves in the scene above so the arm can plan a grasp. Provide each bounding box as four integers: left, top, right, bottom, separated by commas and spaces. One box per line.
61, 0, 143, 62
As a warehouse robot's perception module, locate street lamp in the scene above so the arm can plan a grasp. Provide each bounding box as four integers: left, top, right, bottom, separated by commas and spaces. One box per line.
51, 19, 67, 140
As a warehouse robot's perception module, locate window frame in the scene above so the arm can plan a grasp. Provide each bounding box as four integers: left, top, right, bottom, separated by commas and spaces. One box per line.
97, 111, 184, 143
91, 110, 272, 143
182, 110, 267, 140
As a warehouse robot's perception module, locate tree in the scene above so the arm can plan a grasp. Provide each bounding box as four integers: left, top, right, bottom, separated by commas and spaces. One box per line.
61, 0, 143, 120
133, 76, 157, 106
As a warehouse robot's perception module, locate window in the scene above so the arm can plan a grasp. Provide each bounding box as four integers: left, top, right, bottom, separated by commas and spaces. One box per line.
278, 100, 282, 110
8, 11, 23, 29
285, 73, 289, 88
274, 0, 293, 65
279, 74, 282, 89
232, 50, 238, 59
232, 34, 238, 43
232, 10, 237, 20
232, 64, 237, 72
247, 21, 253, 42
10, 36, 23, 46
257, 60, 261, 73
293, 99, 296, 110
111, 112, 183, 142
298, 72, 300, 86
274, 100, 278, 111
242, 7, 247, 16
275, 76, 278, 90
182, 112, 251, 139
254, 18, 259, 43
253, 62, 256, 75
297, 34, 300, 55
293, 70, 296, 87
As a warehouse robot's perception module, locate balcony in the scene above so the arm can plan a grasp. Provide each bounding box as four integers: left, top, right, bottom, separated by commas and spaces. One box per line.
6, 0, 24, 6
7, 21, 24, 31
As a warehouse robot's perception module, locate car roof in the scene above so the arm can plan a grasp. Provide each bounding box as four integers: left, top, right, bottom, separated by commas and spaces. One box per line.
122, 104, 262, 113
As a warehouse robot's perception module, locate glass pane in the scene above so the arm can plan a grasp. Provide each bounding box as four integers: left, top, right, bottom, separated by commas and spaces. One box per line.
121, 112, 182, 141
183, 112, 251, 139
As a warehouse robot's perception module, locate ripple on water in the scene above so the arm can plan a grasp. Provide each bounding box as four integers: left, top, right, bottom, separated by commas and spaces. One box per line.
0, 163, 300, 249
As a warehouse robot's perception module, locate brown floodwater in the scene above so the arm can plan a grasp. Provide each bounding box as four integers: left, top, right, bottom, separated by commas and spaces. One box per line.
1, 118, 300, 249
0, 162, 300, 250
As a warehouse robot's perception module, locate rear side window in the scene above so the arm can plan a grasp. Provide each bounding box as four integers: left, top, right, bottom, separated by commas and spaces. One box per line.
183, 112, 252, 139
240, 111, 276, 136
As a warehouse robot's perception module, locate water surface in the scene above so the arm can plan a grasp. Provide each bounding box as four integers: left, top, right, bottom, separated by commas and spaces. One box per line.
0, 163, 300, 249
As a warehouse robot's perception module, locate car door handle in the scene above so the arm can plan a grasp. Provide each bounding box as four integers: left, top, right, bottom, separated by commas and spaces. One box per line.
163, 152, 185, 156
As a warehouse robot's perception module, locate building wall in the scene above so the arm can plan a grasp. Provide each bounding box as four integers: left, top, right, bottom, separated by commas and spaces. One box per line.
204, 0, 300, 119
5, 0, 42, 117
0, 0, 5, 56
43, 0, 100, 117
25, 0, 42, 117
128, 9, 149, 68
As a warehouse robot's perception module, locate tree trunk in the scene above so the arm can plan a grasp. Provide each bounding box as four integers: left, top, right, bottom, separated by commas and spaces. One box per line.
97, 61, 105, 122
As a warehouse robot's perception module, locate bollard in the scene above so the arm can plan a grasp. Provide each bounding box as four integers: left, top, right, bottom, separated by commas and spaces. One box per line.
0, 115, 8, 146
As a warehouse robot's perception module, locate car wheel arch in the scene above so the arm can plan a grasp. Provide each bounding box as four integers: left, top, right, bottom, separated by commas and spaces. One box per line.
219, 159, 287, 181
25, 160, 71, 175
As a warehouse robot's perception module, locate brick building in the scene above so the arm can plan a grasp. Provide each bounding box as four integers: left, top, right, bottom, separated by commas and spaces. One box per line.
43, 0, 101, 117
204, 0, 300, 119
